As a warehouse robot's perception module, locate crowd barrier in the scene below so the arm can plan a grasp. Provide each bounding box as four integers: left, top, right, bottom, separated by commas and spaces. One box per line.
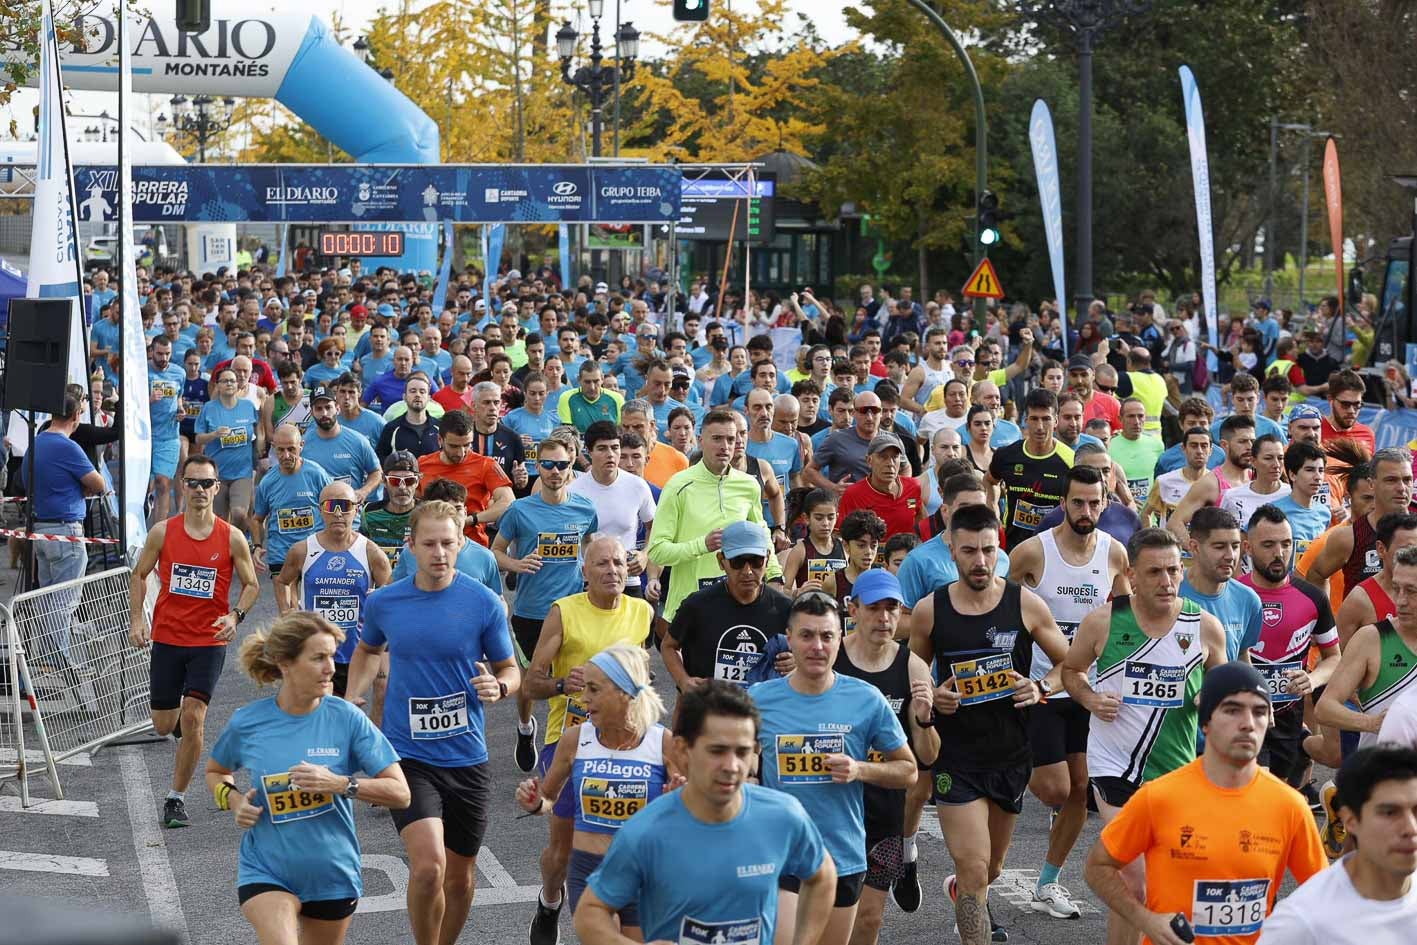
0, 567, 153, 806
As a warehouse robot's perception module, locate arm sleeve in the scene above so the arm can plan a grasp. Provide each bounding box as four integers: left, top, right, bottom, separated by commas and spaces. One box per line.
1299, 579, 1338, 648
209, 715, 243, 772
645, 483, 709, 566
350, 706, 401, 776
666, 596, 695, 645
358, 438, 381, 478
1243, 595, 1265, 653
1098, 785, 1154, 866
1286, 801, 1329, 885
556, 395, 572, 424
637, 480, 656, 526
360, 597, 388, 648
1254, 906, 1317, 945
252, 478, 270, 517
480, 595, 516, 664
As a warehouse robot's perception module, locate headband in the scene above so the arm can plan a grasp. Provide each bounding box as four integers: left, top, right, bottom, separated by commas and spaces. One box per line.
589, 651, 644, 698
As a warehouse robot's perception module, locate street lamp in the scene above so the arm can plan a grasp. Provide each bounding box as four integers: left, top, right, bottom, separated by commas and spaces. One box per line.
353, 35, 371, 66
557, 4, 639, 157
156, 92, 236, 162
1019, 0, 1150, 327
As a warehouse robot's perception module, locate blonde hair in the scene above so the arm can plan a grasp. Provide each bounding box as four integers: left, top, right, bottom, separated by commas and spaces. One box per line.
408, 499, 465, 539
238, 611, 344, 686
596, 643, 664, 735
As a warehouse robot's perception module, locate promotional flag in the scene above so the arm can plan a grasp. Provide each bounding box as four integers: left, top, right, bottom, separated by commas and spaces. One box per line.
430, 220, 453, 314
1179, 65, 1218, 361
486, 223, 506, 306
1029, 99, 1068, 358
1324, 137, 1344, 313
558, 224, 572, 291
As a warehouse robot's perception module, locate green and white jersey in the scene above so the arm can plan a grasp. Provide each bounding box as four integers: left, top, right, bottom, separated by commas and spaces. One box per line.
1087, 597, 1205, 785
1358, 620, 1417, 749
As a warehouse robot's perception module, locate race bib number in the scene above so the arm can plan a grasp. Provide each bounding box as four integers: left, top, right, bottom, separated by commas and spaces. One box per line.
579, 777, 648, 828
150, 380, 178, 399
1012, 499, 1046, 532
775, 733, 843, 784
699, 575, 723, 590
1256, 661, 1304, 705
1122, 661, 1185, 708
680, 917, 761, 945
866, 749, 886, 763
952, 653, 1014, 706
1059, 621, 1079, 642
313, 594, 361, 631
170, 563, 216, 599
565, 695, 589, 727
183, 401, 203, 418
276, 506, 316, 532
408, 692, 469, 740
261, 772, 334, 824
536, 531, 579, 561
1191, 879, 1269, 937
521, 434, 539, 463
219, 427, 248, 448
806, 558, 844, 584
1128, 477, 1152, 505
714, 647, 763, 685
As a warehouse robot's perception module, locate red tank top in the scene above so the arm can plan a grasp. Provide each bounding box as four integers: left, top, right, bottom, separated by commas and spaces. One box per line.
1358, 575, 1397, 623
1341, 514, 1381, 602
152, 515, 235, 647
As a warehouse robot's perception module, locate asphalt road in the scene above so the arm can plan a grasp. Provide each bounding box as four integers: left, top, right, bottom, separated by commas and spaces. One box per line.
0, 563, 1288, 945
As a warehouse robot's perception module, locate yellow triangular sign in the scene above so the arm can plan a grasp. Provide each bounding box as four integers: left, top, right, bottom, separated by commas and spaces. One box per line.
962, 257, 1005, 299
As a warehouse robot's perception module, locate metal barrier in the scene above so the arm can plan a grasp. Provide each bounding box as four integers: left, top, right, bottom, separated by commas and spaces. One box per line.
0, 567, 154, 805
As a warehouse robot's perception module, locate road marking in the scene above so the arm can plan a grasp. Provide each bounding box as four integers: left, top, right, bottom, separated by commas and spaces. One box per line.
118, 746, 191, 941
477, 848, 517, 888
990, 869, 1100, 915
0, 795, 98, 817
357, 854, 408, 914
0, 850, 107, 876
0, 748, 91, 767
356, 850, 542, 913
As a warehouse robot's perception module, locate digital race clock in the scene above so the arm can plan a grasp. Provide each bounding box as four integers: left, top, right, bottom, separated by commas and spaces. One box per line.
317, 230, 405, 257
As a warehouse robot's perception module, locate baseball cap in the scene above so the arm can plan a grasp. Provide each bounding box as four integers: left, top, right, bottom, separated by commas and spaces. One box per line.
720, 521, 771, 560
310, 384, 336, 404
382, 450, 419, 474
852, 569, 904, 607
671, 366, 692, 387
507, 268, 522, 280
301, 288, 318, 298
377, 303, 397, 319
474, 299, 487, 312
1067, 353, 1093, 371
1197, 661, 1270, 728
1254, 298, 1272, 311
349, 304, 369, 319
867, 433, 905, 456
595, 281, 609, 294
1288, 404, 1323, 424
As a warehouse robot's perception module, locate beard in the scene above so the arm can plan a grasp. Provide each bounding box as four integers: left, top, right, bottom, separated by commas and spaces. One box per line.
315, 417, 336, 431
1067, 515, 1096, 536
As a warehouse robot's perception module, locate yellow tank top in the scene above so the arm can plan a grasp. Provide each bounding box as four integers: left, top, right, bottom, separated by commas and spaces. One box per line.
544, 592, 653, 746
1129, 371, 1167, 433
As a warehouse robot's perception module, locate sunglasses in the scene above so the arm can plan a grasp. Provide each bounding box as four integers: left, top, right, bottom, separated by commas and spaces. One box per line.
319, 498, 356, 513
386, 473, 420, 486
537, 459, 573, 471
183, 478, 217, 490
855, 406, 882, 416
954, 359, 975, 368
726, 554, 767, 570
1097, 385, 1117, 394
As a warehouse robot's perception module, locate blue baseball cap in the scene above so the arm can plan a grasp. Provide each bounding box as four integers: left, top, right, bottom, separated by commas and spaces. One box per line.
1288, 404, 1323, 424
720, 521, 771, 560
852, 568, 904, 606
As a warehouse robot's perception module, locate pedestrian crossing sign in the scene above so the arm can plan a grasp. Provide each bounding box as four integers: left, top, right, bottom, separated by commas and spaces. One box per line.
962, 258, 1005, 299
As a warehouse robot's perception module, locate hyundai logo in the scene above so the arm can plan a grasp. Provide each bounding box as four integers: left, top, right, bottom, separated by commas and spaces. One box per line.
552, 181, 578, 196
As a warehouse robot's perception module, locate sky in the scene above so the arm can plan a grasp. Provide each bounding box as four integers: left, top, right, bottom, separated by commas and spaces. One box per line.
0, 0, 858, 145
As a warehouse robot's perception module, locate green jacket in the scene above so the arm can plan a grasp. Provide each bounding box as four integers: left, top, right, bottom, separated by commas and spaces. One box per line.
648, 460, 783, 621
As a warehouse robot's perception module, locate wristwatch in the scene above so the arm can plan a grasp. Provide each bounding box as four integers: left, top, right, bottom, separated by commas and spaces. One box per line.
343, 776, 360, 799
232, 607, 247, 625
498, 680, 509, 701
555, 678, 566, 696
1037, 679, 1053, 700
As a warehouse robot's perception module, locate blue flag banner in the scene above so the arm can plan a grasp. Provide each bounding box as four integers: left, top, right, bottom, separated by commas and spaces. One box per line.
485, 223, 505, 309
558, 224, 572, 290
1180, 65, 1219, 363
117, 2, 150, 557
430, 220, 454, 313
1029, 99, 1068, 359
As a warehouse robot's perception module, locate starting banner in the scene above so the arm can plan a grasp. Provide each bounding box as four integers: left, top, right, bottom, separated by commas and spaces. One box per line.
69, 164, 682, 225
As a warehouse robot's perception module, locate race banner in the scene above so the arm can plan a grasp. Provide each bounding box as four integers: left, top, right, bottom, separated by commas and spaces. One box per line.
1179, 65, 1218, 360
118, 2, 151, 557
1029, 99, 1067, 358
1324, 137, 1344, 313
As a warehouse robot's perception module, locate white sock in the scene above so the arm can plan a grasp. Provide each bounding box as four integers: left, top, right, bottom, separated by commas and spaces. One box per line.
166, 790, 184, 802
541, 888, 562, 909
517, 719, 535, 736
903, 833, 918, 863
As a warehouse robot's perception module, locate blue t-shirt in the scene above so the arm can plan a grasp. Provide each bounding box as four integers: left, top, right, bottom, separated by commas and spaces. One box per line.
1180, 576, 1263, 660
148, 363, 187, 438
1037, 501, 1142, 548
180, 377, 210, 437
359, 352, 394, 385
24, 431, 95, 521
253, 461, 333, 566
341, 408, 387, 450
495, 494, 599, 619
749, 674, 907, 875
588, 785, 826, 945
1270, 495, 1330, 560
196, 398, 260, 480
363, 372, 407, 414
304, 362, 345, 388
361, 573, 515, 767
302, 428, 380, 490
210, 696, 398, 902
746, 432, 802, 524
90, 317, 121, 381
896, 538, 1011, 609
415, 355, 446, 389
503, 406, 559, 478
391, 535, 501, 592
957, 417, 1022, 449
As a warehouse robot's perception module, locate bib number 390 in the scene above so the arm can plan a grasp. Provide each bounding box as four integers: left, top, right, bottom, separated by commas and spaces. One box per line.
409, 692, 469, 739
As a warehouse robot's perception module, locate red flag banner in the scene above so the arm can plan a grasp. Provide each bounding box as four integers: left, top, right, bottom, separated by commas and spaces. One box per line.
1323, 137, 1344, 313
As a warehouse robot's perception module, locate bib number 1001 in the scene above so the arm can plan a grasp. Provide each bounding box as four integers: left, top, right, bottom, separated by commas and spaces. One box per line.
408, 692, 469, 740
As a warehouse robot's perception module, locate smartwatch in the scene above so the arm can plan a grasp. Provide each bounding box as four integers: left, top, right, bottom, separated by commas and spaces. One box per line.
232, 607, 247, 625
343, 776, 360, 799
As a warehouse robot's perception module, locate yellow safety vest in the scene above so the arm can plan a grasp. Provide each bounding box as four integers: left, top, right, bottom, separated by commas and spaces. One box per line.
1266, 359, 1307, 406
1128, 371, 1167, 434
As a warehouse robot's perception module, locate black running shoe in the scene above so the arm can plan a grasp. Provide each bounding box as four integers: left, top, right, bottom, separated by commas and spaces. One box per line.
991, 917, 1008, 942
162, 797, 190, 829
1300, 780, 1322, 813
892, 859, 922, 912
516, 717, 538, 773
528, 888, 563, 945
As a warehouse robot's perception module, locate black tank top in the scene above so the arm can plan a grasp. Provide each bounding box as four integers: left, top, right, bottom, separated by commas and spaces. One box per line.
793, 537, 847, 588
835, 642, 912, 836
833, 569, 858, 635
929, 581, 1033, 769
1342, 513, 1382, 600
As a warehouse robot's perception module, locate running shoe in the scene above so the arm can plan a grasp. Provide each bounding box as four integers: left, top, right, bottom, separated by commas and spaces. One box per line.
528, 887, 562, 945
945, 876, 1007, 942
1319, 780, 1346, 858
892, 858, 922, 912
1299, 779, 1322, 813
161, 797, 190, 829
1030, 882, 1082, 919
516, 717, 538, 773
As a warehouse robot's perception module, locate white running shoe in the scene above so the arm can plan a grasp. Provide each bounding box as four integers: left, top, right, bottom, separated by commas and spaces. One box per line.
1030, 882, 1081, 919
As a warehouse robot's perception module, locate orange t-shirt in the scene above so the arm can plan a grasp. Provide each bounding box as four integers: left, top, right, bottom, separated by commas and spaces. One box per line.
643, 441, 689, 490
1298, 524, 1345, 604
1099, 759, 1326, 945
416, 451, 511, 546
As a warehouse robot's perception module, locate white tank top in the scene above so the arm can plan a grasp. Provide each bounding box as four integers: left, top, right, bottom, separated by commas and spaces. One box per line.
917, 360, 953, 409
1218, 481, 1290, 531
1030, 528, 1113, 695
1154, 468, 1201, 512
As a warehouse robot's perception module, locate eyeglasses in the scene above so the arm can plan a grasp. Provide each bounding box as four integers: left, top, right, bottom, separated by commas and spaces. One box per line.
726, 554, 767, 570
387, 473, 420, 486
537, 459, 573, 471
319, 498, 356, 513
1334, 398, 1362, 409
953, 360, 975, 368
855, 406, 882, 416
183, 478, 217, 490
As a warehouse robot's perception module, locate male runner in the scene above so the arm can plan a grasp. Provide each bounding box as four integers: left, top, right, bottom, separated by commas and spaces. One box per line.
148, 335, 187, 520
985, 388, 1073, 550
1334, 513, 1417, 646
1108, 398, 1164, 508
1181, 507, 1265, 661
1062, 527, 1227, 945
129, 455, 260, 827
1303, 447, 1415, 603
345, 500, 521, 945
1084, 662, 1325, 945
1142, 426, 1211, 527
1166, 414, 1256, 543
360, 451, 420, 570
1272, 441, 1332, 561
908, 503, 1072, 945
1007, 466, 1130, 919
252, 424, 333, 602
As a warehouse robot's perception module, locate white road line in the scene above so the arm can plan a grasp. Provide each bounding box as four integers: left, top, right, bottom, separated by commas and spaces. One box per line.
0, 748, 91, 767
0, 795, 98, 817
117, 746, 191, 941
358, 854, 408, 914
357, 851, 542, 913
476, 848, 518, 888
0, 850, 107, 876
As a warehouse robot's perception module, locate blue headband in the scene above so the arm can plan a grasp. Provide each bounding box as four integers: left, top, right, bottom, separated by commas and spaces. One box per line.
589, 651, 644, 697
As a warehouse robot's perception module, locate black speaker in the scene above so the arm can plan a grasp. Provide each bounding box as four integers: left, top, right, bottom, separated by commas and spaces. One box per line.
3, 298, 73, 415
175, 0, 210, 32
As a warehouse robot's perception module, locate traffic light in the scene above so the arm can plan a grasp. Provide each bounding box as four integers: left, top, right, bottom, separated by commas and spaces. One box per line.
978, 190, 1000, 246
674, 0, 710, 22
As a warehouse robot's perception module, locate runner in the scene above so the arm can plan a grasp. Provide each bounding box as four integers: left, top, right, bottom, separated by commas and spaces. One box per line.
907, 503, 1072, 945
252, 425, 334, 600
574, 681, 836, 945
515, 644, 677, 943
753, 590, 917, 945
781, 487, 847, 592
897, 472, 1009, 611
1007, 465, 1131, 920
129, 454, 261, 828
261, 360, 312, 464
194, 366, 260, 530
1082, 662, 1325, 945
301, 385, 383, 504
274, 481, 393, 698
1061, 527, 1227, 945
1166, 415, 1256, 543
503, 372, 559, 489
1303, 448, 1415, 603
343, 500, 521, 945
149, 335, 188, 520
205, 612, 410, 945
824, 510, 887, 636
360, 451, 421, 570
1220, 435, 1291, 546
985, 388, 1074, 550
1181, 507, 1265, 661
568, 422, 656, 598
1335, 513, 1417, 646
834, 570, 941, 945
1108, 398, 1164, 509
521, 535, 654, 945
1142, 425, 1211, 528
415, 409, 514, 547
491, 433, 599, 770
1272, 442, 1331, 561
1258, 746, 1417, 944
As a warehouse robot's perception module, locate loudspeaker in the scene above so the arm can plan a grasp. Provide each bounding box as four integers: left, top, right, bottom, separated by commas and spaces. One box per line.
3, 298, 73, 415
